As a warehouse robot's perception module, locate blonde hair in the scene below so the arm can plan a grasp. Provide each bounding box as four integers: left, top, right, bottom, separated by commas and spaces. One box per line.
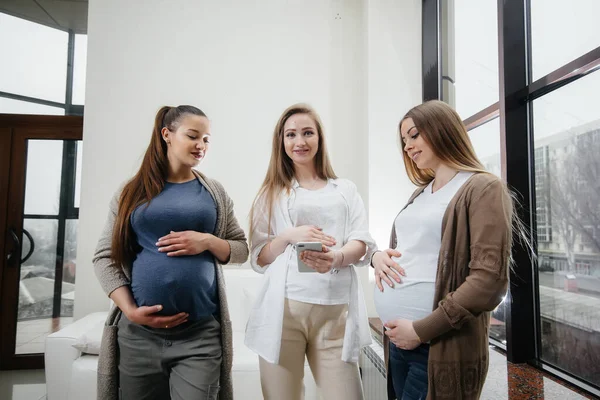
249, 104, 337, 243
399, 100, 487, 186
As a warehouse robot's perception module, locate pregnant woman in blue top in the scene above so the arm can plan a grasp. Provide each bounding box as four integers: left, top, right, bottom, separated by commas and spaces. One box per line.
93, 105, 248, 400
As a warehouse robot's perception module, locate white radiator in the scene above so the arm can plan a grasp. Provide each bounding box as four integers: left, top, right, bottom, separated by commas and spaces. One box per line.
360, 340, 388, 400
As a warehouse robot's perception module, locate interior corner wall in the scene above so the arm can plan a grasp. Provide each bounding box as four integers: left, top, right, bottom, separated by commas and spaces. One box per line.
365, 0, 422, 317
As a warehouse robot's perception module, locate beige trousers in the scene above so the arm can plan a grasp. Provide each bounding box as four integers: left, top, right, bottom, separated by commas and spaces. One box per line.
259, 298, 364, 400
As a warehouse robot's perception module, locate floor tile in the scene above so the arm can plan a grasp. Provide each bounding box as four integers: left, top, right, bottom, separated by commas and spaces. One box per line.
0, 370, 45, 400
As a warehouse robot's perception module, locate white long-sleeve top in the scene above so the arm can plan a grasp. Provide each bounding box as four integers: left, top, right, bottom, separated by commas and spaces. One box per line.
245, 178, 376, 364
286, 180, 354, 304
373, 171, 474, 324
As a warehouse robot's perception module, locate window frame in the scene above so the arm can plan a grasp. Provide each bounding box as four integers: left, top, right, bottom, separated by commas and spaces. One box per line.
422, 0, 600, 396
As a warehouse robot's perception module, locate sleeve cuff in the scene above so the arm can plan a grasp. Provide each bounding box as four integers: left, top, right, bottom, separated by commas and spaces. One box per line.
225, 240, 249, 265
412, 307, 453, 343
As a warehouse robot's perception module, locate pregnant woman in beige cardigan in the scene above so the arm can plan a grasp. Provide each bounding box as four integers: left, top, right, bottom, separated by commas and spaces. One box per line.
93, 105, 248, 400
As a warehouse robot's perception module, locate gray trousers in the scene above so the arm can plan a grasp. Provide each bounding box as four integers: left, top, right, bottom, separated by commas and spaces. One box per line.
117, 314, 222, 400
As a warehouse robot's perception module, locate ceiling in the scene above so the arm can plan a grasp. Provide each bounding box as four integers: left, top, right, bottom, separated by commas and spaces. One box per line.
0, 0, 88, 34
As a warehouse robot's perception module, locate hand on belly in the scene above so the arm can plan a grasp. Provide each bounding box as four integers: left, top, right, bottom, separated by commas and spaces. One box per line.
126, 304, 189, 329
372, 249, 406, 292
156, 230, 212, 256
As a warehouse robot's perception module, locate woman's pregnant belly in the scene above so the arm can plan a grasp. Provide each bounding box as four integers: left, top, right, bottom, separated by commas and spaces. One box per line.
130, 249, 216, 316
374, 281, 435, 324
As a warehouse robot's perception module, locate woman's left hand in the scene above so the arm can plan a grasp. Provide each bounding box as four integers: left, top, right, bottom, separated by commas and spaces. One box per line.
157, 231, 211, 256
300, 246, 343, 274
384, 319, 422, 350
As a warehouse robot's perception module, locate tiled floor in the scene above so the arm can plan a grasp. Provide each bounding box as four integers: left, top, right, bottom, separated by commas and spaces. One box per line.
0, 344, 597, 399
0, 370, 46, 400
482, 347, 593, 399
16, 317, 73, 354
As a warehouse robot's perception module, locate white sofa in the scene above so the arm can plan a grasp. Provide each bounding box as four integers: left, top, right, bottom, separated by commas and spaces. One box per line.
45, 268, 319, 400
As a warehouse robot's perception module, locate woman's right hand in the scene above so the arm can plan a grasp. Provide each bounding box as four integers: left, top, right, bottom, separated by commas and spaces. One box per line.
372, 249, 406, 292
125, 305, 188, 329
283, 225, 336, 247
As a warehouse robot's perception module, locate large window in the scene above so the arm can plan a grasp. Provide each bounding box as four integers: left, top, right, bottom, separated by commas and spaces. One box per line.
530, 0, 599, 80
1, 12, 86, 338
450, 0, 499, 119
0, 12, 87, 115
467, 117, 501, 178
533, 72, 600, 387
425, 0, 600, 396
0, 14, 68, 102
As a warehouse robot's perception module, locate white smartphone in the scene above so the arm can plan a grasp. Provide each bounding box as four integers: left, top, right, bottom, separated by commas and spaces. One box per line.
296, 242, 323, 273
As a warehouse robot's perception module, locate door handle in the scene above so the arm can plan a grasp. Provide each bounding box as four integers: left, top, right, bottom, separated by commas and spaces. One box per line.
6, 228, 20, 264
21, 229, 35, 264
6, 228, 34, 265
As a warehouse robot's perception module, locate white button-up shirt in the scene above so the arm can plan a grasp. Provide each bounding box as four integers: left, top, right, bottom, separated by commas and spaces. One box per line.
245, 178, 376, 364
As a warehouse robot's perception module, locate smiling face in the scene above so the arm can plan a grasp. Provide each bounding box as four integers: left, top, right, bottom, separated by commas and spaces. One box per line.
400, 117, 441, 171
161, 114, 211, 169
282, 113, 320, 168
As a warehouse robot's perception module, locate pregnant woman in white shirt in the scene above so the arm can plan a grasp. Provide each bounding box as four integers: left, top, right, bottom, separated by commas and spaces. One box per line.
245, 104, 377, 400
372, 100, 514, 399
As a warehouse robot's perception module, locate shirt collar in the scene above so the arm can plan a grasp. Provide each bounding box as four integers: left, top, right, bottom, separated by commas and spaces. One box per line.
291, 178, 338, 189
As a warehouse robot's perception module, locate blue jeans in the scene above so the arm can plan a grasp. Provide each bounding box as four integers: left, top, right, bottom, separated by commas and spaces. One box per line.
389, 342, 429, 400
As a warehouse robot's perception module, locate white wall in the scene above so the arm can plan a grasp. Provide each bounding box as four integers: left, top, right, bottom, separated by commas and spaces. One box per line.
75, 0, 363, 318
75, 0, 422, 319
364, 0, 422, 316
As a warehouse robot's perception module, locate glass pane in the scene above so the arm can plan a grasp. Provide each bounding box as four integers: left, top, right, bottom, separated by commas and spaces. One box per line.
17, 218, 60, 355
24, 140, 63, 215
0, 13, 68, 102
0, 97, 65, 115
533, 70, 600, 387
531, 0, 600, 80
449, 0, 499, 118
72, 34, 87, 105
20, 219, 58, 282
490, 292, 508, 346
63, 219, 78, 287
468, 117, 502, 178
16, 138, 79, 354
74, 141, 83, 208
15, 224, 78, 352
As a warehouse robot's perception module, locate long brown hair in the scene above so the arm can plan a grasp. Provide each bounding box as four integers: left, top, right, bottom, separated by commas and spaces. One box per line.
399, 100, 533, 268
249, 104, 337, 243
111, 105, 207, 268
399, 100, 487, 186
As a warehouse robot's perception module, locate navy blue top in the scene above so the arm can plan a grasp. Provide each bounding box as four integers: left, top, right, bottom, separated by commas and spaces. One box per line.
130, 179, 218, 320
